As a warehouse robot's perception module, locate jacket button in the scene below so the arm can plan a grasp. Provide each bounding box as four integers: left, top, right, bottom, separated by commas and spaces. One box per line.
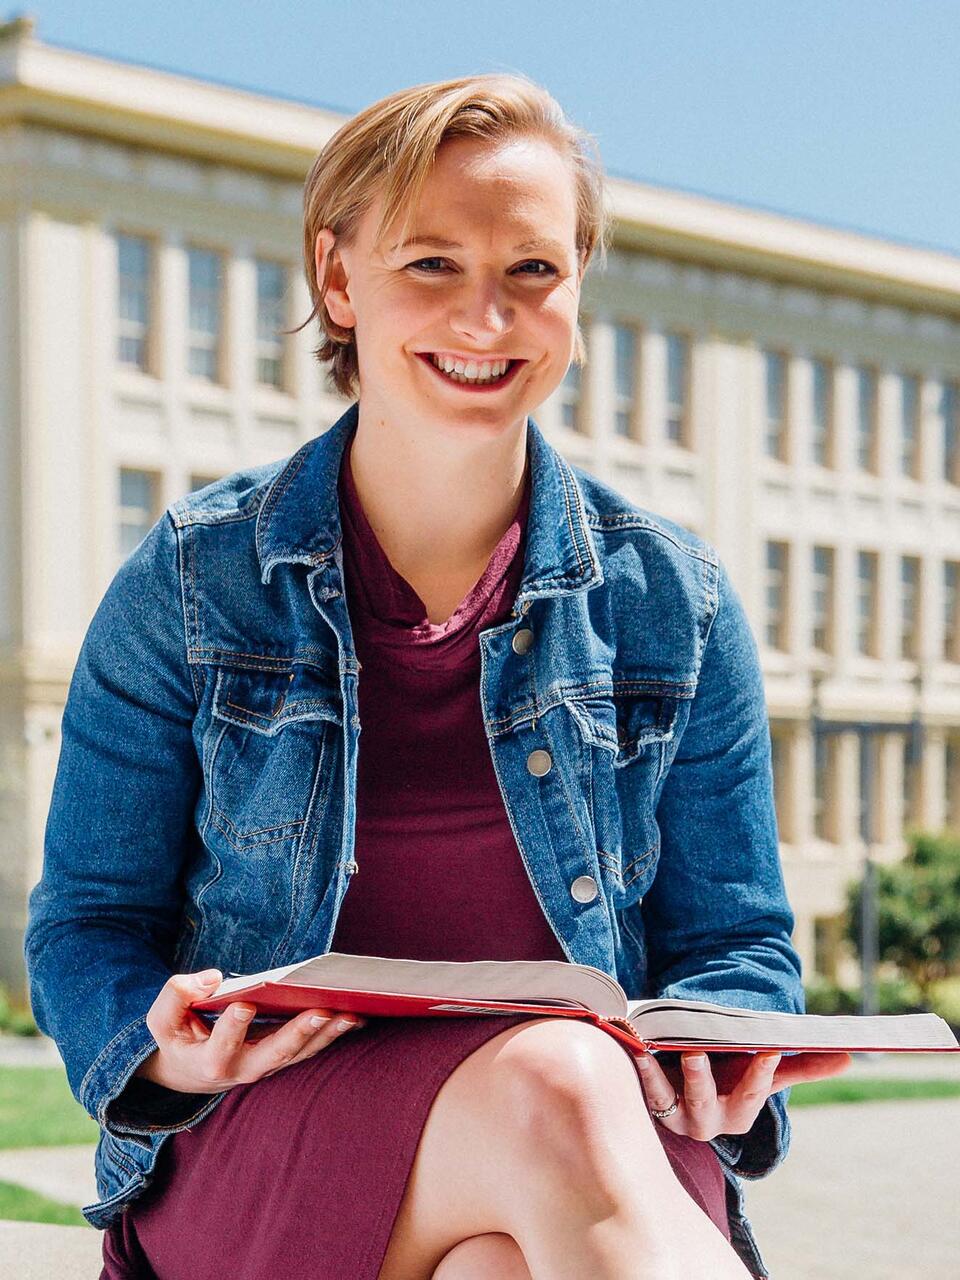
512, 627, 534, 655
570, 875, 599, 903
526, 749, 552, 777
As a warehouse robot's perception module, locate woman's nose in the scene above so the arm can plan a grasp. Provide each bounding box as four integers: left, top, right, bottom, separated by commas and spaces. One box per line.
449, 275, 513, 341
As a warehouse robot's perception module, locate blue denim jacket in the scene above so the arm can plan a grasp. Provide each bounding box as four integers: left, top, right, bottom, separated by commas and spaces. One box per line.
25, 400, 802, 1277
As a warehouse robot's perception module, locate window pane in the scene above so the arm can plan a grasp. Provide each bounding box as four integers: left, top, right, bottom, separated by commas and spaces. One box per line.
943, 382, 958, 483
118, 468, 157, 558
812, 359, 831, 466
857, 367, 875, 470
765, 541, 787, 649
900, 556, 919, 658
812, 545, 833, 651
116, 234, 151, 371
256, 260, 286, 388
665, 333, 687, 443
188, 248, 222, 381
901, 374, 919, 476
764, 351, 786, 459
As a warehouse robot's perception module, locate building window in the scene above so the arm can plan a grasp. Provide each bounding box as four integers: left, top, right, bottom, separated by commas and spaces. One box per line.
665, 332, 689, 445
946, 735, 960, 831
813, 732, 835, 840
763, 350, 788, 461
613, 323, 637, 438
811, 358, 833, 468
811, 545, 834, 653
116, 234, 152, 372
900, 374, 921, 479
903, 735, 920, 830
769, 725, 790, 841
942, 381, 959, 485
765, 541, 789, 650
900, 556, 921, 659
559, 358, 583, 432
856, 365, 877, 472
118, 468, 159, 558
189, 473, 219, 494
187, 247, 223, 381
944, 561, 960, 662
856, 550, 878, 656
256, 259, 287, 389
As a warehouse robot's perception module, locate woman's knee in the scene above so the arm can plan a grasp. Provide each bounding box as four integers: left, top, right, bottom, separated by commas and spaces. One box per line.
488, 1018, 655, 1166
430, 1232, 530, 1280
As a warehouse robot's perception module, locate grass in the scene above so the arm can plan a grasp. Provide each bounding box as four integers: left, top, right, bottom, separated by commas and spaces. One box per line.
0, 1180, 88, 1227
0, 1067, 99, 1149
789, 1077, 960, 1106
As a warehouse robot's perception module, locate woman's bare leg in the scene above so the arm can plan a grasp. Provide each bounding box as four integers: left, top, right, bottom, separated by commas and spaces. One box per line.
376, 1017, 751, 1280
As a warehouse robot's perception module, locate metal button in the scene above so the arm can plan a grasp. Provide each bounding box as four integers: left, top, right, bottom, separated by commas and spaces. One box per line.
526, 749, 552, 777
512, 627, 534, 655
570, 875, 599, 903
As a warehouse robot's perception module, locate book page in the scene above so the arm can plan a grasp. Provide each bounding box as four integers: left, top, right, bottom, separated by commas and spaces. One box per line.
227, 952, 628, 1019
625, 999, 958, 1050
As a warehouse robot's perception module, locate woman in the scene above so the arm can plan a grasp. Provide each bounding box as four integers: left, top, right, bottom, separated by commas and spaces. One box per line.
25, 73, 849, 1279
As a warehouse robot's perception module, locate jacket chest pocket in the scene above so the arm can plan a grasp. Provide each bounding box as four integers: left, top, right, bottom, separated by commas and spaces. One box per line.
564, 688, 684, 906
206, 664, 342, 853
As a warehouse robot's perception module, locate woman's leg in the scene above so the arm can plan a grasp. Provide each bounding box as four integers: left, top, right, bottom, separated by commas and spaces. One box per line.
377, 1016, 750, 1280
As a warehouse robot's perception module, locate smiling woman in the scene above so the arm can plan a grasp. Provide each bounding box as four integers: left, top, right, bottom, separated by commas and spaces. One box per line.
24, 71, 842, 1280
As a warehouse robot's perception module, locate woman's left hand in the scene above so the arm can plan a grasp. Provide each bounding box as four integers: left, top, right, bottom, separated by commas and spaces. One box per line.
635, 1048, 853, 1140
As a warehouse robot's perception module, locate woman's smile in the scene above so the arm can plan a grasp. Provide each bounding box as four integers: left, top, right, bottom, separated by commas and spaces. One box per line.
415, 351, 527, 392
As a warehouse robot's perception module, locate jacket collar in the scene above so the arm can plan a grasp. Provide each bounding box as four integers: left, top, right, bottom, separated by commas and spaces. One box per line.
256, 400, 603, 605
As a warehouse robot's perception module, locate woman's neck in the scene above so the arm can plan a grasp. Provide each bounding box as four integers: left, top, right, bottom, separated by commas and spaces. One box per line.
345, 408, 529, 596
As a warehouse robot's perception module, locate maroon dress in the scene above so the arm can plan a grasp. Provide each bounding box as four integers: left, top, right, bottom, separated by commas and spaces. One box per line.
101, 433, 729, 1279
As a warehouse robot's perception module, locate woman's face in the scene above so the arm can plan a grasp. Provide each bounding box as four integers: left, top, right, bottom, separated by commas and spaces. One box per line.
316, 133, 584, 442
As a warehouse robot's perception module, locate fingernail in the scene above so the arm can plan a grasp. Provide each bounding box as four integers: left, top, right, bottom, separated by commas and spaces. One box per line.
635, 1054, 651, 1070
232, 1005, 255, 1021
336, 1017, 357, 1032
685, 1054, 707, 1070
309, 1015, 330, 1029
197, 970, 221, 987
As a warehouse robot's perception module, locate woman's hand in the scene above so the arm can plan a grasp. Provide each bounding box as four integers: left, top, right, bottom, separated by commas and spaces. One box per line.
635, 1048, 853, 1140
134, 969, 366, 1093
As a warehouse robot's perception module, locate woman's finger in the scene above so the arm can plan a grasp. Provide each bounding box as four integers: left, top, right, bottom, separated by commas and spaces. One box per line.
634, 1052, 686, 1128
679, 1053, 719, 1139
265, 1015, 367, 1074
721, 1052, 782, 1132
241, 1010, 363, 1081
769, 1050, 853, 1090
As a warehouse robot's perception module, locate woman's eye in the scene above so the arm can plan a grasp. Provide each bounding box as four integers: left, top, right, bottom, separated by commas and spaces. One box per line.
515, 260, 557, 276
408, 257, 448, 272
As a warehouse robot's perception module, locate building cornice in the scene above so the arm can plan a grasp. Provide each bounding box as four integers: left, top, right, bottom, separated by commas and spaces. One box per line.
2, 18, 959, 316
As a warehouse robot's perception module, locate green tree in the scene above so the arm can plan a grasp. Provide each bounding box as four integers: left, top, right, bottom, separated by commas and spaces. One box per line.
846, 832, 960, 1005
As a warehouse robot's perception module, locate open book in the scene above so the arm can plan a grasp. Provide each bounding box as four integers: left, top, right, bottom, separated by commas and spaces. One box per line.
189, 952, 960, 1056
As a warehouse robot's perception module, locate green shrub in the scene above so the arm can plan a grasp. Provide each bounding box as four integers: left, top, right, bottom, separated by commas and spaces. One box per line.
0, 983, 39, 1037
804, 975, 923, 1015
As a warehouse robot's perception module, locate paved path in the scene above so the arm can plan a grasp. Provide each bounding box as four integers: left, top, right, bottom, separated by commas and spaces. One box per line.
746, 1098, 960, 1278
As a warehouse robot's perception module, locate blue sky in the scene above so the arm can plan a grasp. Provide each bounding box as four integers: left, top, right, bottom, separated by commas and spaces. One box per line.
10, 1, 960, 257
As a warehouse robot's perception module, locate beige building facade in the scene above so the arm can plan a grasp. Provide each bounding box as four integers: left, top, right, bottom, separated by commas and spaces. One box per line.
3, 17, 960, 992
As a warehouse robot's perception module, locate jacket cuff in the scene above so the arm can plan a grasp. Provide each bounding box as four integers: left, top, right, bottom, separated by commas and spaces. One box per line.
82, 1013, 222, 1139
710, 1089, 791, 1179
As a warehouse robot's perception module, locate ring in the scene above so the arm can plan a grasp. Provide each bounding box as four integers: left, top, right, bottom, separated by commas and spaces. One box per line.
649, 1091, 680, 1120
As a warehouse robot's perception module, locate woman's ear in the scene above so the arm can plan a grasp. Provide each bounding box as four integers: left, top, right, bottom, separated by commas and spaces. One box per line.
314, 228, 356, 331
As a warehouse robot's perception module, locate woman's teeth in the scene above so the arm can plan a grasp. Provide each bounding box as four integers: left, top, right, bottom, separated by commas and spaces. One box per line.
429, 354, 512, 385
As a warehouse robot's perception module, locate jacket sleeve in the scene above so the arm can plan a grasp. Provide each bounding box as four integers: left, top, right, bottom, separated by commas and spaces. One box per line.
23, 513, 221, 1136
641, 555, 805, 1180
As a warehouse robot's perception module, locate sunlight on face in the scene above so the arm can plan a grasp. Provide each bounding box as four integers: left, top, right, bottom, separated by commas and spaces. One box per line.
319, 134, 583, 442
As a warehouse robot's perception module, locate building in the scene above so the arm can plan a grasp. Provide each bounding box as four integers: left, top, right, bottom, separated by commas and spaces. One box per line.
3, 16, 960, 992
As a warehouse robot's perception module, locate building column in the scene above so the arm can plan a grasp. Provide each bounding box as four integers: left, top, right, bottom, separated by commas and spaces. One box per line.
918, 726, 947, 834
583, 315, 614, 481
877, 730, 906, 852
835, 731, 861, 848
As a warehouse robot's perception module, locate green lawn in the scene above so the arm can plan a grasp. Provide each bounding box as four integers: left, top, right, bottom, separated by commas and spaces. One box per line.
789, 1076, 960, 1106
0, 1067, 99, 1149
0, 1180, 87, 1227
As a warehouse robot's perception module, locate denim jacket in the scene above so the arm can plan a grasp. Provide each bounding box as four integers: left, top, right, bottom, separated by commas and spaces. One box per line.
25, 400, 803, 1277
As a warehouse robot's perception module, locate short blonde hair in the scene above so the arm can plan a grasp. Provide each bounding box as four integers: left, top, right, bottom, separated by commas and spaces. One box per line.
291, 72, 611, 399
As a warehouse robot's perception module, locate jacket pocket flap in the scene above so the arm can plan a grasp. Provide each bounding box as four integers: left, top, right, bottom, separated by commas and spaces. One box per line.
212, 666, 342, 735
565, 691, 680, 766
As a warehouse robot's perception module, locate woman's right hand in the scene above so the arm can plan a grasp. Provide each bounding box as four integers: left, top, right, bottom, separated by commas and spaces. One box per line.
134, 969, 365, 1093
